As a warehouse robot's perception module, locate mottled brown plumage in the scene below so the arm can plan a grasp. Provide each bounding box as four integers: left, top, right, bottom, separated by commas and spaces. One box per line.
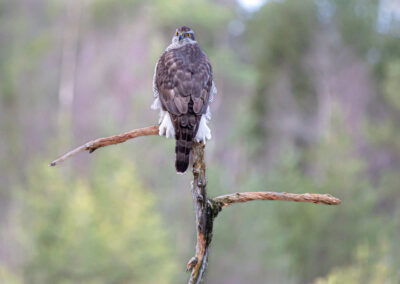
154, 26, 214, 173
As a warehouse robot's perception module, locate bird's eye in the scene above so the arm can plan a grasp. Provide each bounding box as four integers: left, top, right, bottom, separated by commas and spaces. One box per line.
186, 33, 191, 38
176, 32, 179, 36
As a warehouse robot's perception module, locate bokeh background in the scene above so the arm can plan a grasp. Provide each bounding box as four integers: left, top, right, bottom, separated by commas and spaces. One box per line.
1, 0, 400, 283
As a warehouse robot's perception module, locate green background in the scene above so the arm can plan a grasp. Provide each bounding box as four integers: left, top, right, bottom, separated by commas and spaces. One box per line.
1, 0, 400, 283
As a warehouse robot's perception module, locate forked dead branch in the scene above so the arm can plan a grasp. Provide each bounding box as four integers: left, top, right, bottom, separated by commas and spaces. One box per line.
50, 125, 341, 284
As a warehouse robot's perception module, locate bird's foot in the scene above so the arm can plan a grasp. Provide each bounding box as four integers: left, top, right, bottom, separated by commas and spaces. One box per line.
186, 256, 198, 272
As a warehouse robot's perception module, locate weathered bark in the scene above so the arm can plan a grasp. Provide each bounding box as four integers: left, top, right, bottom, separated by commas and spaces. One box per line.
50, 125, 341, 284
185, 143, 341, 283
49, 125, 159, 166
213, 191, 341, 208
187, 142, 213, 284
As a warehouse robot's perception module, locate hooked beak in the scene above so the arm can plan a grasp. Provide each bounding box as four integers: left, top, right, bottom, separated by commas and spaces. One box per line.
178, 33, 184, 41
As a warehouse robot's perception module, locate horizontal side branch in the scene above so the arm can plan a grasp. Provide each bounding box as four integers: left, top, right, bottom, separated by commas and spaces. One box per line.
49, 123, 341, 284
49, 125, 159, 166
213, 191, 341, 210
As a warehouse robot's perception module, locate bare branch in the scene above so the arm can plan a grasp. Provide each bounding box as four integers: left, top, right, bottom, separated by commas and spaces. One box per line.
213, 191, 341, 209
187, 142, 211, 284
49, 125, 159, 166
49, 124, 341, 284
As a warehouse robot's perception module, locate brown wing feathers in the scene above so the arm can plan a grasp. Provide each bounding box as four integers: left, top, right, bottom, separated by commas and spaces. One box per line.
156, 43, 212, 173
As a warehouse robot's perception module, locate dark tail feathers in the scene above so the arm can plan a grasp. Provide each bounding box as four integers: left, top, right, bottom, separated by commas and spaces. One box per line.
175, 115, 196, 173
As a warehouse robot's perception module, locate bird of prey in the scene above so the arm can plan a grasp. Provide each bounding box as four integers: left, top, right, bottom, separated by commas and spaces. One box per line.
151, 26, 216, 173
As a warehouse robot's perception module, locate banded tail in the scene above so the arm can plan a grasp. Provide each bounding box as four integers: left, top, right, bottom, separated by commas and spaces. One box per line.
175, 113, 197, 173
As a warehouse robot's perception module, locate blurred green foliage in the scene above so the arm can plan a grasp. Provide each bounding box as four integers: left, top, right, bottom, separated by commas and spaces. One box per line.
334, 0, 379, 54
246, 0, 317, 151
1, 0, 400, 283
265, 107, 380, 282
383, 59, 400, 111
314, 241, 398, 283
15, 154, 177, 283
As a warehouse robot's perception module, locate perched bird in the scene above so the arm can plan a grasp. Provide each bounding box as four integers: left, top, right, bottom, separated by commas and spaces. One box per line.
151, 26, 216, 173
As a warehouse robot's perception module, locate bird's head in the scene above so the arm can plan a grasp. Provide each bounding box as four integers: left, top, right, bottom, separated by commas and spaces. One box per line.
172, 26, 196, 44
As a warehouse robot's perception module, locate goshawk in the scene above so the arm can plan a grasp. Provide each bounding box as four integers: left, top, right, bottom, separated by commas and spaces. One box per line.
151, 26, 216, 173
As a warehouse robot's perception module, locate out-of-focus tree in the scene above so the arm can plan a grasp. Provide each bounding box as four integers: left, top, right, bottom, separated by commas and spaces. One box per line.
15, 153, 178, 283
262, 105, 380, 282
333, 0, 379, 54
314, 241, 398, 284
246, 0, 317, 152
382, 60, 400, 111
1, 0, 400, 283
